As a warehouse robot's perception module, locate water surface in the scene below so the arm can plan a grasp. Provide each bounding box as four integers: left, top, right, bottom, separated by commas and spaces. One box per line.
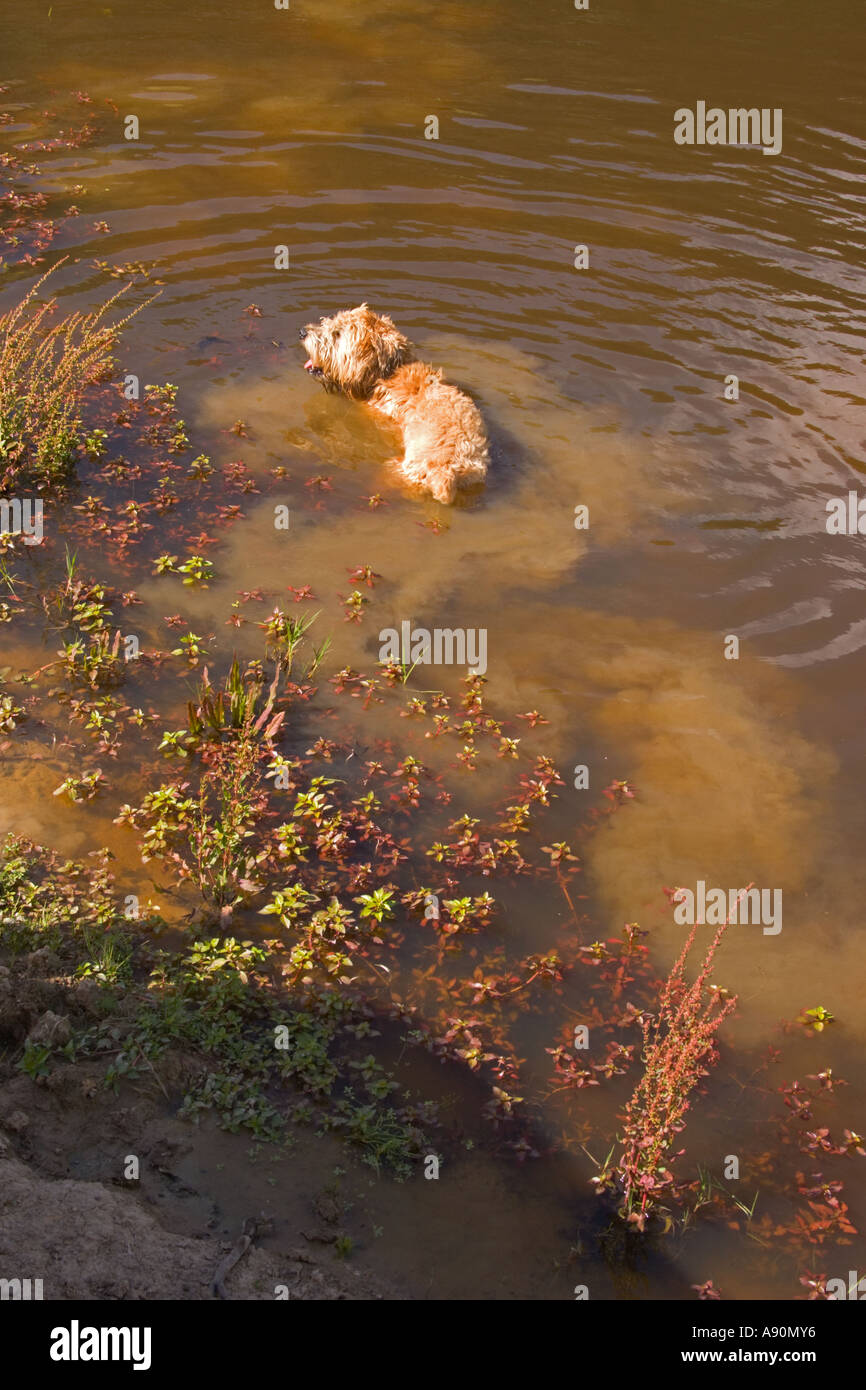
2, 0, 864, 1299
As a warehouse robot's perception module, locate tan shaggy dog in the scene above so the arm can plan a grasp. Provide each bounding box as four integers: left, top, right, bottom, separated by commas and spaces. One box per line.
300, 305, 489, 503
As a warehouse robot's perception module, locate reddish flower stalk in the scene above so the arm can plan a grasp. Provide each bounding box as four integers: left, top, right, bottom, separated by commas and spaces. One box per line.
611, 892, 744, 1227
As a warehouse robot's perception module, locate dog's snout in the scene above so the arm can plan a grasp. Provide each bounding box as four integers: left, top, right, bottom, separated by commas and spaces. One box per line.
298, 327, 306, 340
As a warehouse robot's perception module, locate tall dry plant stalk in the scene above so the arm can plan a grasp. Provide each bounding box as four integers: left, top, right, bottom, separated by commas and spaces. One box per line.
606, 895, 742, 1229
0, 260, 151, 488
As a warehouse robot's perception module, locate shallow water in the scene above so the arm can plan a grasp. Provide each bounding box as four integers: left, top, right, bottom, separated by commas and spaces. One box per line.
2, 0, 865, 1299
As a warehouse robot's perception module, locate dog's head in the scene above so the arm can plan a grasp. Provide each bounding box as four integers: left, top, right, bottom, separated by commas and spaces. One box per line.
300, 304, 412, 398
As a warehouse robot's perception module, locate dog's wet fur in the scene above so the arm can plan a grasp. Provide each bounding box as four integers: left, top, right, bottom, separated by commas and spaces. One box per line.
301, 305, 489, 504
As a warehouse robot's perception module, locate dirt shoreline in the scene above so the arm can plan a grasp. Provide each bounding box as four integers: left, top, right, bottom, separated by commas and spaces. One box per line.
0, 952, 399, 1301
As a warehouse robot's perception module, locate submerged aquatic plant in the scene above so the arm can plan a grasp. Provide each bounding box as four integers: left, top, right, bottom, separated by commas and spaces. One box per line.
59, 629, 126, 689
52, 768, 107, 803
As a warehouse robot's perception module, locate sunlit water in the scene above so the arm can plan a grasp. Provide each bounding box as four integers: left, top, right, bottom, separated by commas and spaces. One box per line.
1, 0, 865, 1298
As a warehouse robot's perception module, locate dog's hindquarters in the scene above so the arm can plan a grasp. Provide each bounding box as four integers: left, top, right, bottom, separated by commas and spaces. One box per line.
369, 363, 489, 504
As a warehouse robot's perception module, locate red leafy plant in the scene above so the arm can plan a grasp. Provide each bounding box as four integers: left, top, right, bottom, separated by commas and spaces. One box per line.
594, 900, 740, 1230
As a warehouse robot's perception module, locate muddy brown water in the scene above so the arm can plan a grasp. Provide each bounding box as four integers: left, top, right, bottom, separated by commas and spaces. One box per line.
1, 0, 865, 1298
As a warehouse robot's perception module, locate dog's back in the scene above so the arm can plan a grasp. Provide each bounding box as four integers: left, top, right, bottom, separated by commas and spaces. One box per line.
301, 305, 489, 503
370, 363, 489, 504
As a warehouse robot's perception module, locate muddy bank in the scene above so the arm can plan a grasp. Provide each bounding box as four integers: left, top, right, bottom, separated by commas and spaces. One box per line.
0, 1140, 388, 1301
0, 954, 398, 1300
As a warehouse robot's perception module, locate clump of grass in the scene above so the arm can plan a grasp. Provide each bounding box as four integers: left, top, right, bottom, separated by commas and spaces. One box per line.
0, 261, 151, 488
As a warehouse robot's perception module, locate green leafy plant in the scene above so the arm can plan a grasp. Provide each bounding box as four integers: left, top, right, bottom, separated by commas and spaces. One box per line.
19, 1040, 52, 1079
52, 768, 106, 803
